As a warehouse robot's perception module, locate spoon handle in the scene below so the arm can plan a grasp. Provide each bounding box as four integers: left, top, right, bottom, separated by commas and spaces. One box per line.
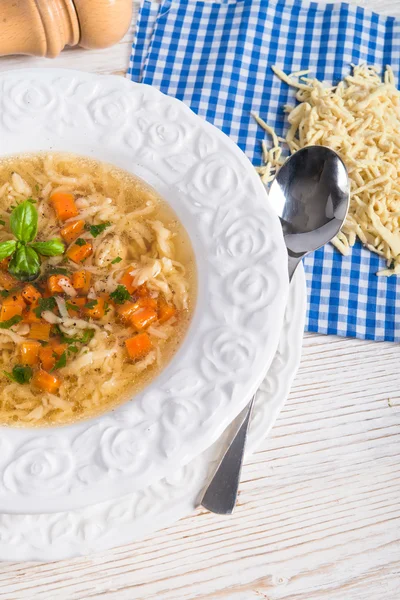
200, 254, 300, 515
200, 396, 255, 514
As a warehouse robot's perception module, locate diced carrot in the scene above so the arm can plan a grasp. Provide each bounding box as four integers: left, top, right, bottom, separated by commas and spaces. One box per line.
119, 269, 136, 294
39, 347, 55, 371
67, 296, 87, 317
125, 333, 152, 360
50, 192, 79, 222
32, 370, 61, 394
158, 300, 176, 324
39, 341, 67, 372
115, 298, 156, 323
42, 286, 54, 298
50, 339, 68, 356
66, 241, 93, 264
138, 297, 157, 310
48, 274, 73, 294
72, 270, 91, 293
3, 291, 26, 310
0, 271, 18, 291
29, 322, 51, 341
135, 284, 150, 298
116, 301, 138, 323
23, 304, 42, 324
60, 219, 85, 244
0, 302, 23, 322
84, 297, 105, 320
20, 341, 40, 366
0, 257, 10, 271
22, 285, 42, 305
130, 307, 158, 331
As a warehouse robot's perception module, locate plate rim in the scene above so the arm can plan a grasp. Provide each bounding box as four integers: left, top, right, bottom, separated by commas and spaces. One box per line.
0, 266, 305, 561
0, 68, 289, 513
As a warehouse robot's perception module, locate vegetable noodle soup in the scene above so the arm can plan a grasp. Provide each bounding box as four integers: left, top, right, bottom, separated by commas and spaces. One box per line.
0, 153, 195, 427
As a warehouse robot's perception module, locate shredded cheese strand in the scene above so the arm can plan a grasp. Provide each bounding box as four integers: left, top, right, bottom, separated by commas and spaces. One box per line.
255, 64, 400, 276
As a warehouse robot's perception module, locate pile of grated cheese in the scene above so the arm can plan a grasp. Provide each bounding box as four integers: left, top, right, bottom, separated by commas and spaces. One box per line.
254, 64, 400, 276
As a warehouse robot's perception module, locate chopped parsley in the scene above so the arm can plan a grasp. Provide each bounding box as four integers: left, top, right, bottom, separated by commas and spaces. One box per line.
80, 329, 95, 344
34, 296, 57, 318
68, 345, 79, 354
0, 315, 22, 329
86, 221, 111, 238
51, 351, 67, 371
84, 299, 98, 309
3, 364, 33, 384
0, 287, 20, 299
0, 220, 5, 226
53, 325, 95, 346
35, 184, 40, 193
110, 285, 130, 305
75, 238, 87, 247
111, 256, 122, 264
66, 301, 80, 312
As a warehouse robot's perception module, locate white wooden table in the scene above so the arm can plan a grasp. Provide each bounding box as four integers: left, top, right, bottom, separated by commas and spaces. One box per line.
0, 1, 399, 598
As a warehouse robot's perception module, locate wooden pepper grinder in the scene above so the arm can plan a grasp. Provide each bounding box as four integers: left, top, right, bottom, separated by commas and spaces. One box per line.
0, 0, 133, 58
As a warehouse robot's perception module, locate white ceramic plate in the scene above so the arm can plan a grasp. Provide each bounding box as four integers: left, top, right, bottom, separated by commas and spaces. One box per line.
0, 69, 289, 514
0, 267, 305, 561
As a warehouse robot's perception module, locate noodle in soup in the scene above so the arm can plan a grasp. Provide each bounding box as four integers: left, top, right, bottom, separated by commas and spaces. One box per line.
0, 153, 195, 427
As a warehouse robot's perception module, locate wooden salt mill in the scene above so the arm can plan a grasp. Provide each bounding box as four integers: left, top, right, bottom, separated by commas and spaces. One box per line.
0, 0, 133, 58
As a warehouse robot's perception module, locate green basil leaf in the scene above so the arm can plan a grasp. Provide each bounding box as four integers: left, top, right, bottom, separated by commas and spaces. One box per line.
9, 245, 40, 281
0, 240, 17, 261
0, 315, 22, 329
3, 364, 33, 384
30, 238, 65, 257
10, 200, 38, 242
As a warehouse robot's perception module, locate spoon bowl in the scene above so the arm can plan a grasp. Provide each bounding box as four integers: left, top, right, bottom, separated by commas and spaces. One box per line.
200, 145, 350, 516
269, 145, 350, 279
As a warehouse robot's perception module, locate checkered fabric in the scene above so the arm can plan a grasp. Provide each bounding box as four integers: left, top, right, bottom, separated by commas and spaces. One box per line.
128, 0, 400, 341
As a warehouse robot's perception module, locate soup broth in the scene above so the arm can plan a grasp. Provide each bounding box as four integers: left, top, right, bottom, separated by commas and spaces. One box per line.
0, 153, 195, 427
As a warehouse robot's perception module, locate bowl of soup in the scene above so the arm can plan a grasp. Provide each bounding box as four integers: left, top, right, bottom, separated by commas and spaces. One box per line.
0, 152, 195, 427
0, 69, 288, 513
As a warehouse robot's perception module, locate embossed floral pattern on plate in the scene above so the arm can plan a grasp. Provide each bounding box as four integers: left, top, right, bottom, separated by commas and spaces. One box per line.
0, 69, 288, 514
0, 267, 306, 561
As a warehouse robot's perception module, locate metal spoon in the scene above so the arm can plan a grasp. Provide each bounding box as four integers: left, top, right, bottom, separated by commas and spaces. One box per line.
201, 146, 350, 515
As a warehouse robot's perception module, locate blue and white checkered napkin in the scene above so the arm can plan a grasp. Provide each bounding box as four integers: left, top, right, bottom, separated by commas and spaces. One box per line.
128, 0, 400, 342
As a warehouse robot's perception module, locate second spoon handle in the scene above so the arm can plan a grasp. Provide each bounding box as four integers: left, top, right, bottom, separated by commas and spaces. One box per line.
200, 261, 298, 515
200, 396, 255, 514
